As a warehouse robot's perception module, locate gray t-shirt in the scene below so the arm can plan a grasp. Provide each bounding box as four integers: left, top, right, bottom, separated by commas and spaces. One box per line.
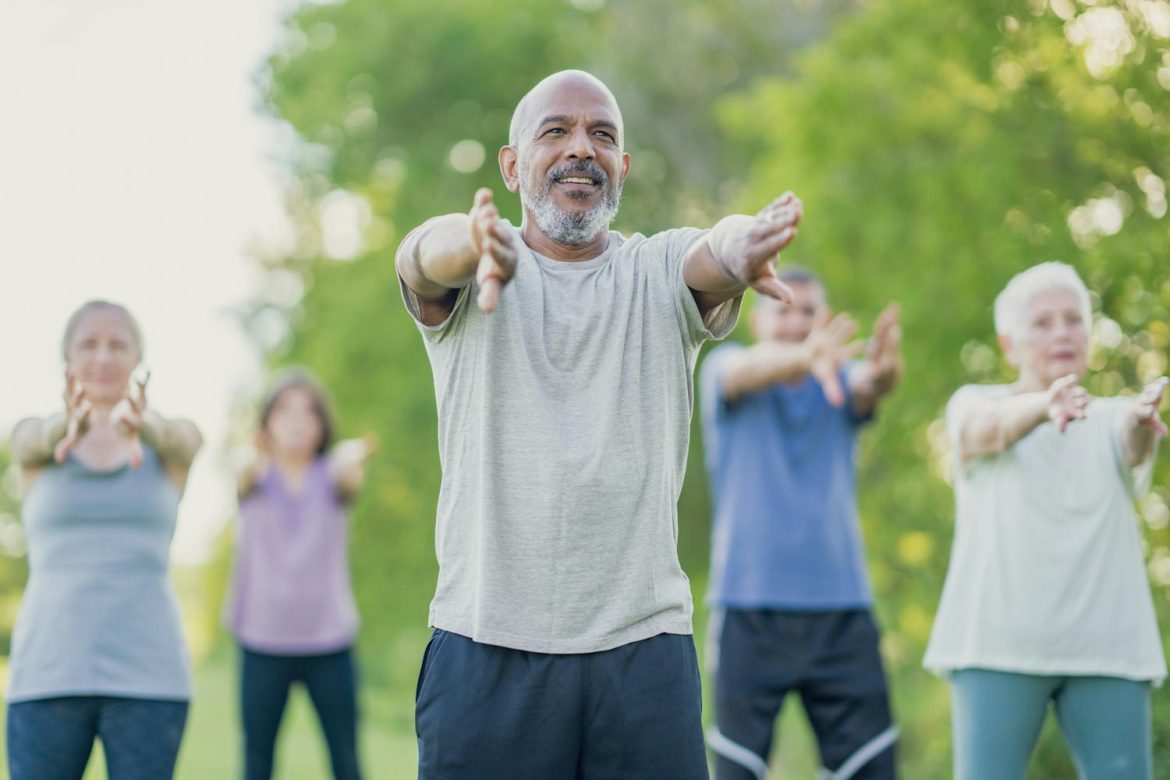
8, 446, 191, 703
400, 222, 740, 653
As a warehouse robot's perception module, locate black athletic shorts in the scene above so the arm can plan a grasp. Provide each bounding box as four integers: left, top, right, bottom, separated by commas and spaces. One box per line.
706, 608, 897, 780
416, 629, 709, 779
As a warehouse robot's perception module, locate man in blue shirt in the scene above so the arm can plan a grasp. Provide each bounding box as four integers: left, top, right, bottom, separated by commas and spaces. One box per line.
701, 266, 903, 780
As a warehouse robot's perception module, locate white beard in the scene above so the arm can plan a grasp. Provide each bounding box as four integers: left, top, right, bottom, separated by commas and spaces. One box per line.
519, 160, 622, 247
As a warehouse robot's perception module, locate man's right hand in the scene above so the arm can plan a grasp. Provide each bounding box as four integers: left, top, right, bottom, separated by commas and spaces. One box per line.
469, 189, 520, 313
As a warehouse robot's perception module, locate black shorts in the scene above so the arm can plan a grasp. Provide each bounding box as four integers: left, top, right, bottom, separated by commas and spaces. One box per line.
416, 629, 709, 779
707, 608, 897, 780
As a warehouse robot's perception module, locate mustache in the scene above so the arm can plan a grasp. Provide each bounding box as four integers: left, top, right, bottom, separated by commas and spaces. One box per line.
546, 160, 609, 187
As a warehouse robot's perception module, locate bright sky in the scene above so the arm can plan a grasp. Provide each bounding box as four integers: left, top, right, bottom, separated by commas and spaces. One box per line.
0, 0, 293, 563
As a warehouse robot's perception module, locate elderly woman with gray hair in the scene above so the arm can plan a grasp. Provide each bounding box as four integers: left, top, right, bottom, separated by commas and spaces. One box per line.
6, 300, 202, 780
924, 262, 1167, 779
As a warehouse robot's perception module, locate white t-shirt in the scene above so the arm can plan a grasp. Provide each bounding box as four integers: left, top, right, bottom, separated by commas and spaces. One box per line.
924, 384, 1166, 683
400, 223, 740, 654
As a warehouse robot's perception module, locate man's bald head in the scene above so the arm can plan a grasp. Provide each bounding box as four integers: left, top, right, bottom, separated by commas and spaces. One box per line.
508, 70, 625, 153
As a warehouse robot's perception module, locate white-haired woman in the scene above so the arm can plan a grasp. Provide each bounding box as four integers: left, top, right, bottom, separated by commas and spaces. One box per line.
6, 300, 203, 780
924, 262, 1166, 779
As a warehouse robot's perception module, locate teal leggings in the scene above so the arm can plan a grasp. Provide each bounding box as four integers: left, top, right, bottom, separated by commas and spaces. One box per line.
950, 669, 1151, 780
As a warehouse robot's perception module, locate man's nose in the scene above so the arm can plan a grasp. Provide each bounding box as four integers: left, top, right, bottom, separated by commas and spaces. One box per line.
565, 128, 596, 160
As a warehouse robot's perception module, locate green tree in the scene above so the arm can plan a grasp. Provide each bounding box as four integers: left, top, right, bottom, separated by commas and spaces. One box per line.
0, 447, 30, 655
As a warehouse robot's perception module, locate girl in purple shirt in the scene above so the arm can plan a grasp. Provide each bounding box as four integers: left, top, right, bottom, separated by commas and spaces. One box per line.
228, 369, 375, 780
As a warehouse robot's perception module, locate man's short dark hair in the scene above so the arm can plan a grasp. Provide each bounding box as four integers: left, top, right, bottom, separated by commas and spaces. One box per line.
777, 265, 822, 287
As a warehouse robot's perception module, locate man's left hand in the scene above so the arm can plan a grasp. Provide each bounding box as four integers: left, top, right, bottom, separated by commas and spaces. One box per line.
716, 192, 803, 302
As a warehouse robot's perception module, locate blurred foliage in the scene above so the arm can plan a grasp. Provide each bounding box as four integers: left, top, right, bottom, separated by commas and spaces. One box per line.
233, 0, 1170, 775
0, 448, 29, 656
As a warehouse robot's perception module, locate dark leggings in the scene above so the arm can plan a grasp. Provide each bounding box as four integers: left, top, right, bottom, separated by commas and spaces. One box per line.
6, 695, 188, 780
240, 645, 362, 780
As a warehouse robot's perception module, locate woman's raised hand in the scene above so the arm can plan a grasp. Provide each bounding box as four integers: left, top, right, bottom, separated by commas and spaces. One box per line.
54, 371, 93, 464
111, 371, 149, 469
1046, 373, 1089, 433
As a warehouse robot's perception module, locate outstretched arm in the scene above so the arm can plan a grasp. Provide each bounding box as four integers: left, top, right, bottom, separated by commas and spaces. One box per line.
956, 374, 1088, 463
111, 373, 203, 472
1119, 377, 1168, 467
11, 414, 69, 468
848, 304, 904, 417
396, 189, 520, 325
720, 309, 863, 405
683, 193, 803, 317
11, 371, 91, 468
328, 435, 378, 502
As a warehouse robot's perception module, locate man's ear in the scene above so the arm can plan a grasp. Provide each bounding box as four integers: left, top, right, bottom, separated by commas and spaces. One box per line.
998, 332, 1019, 369
500, 146, 520, 193
620, 151, 631, 183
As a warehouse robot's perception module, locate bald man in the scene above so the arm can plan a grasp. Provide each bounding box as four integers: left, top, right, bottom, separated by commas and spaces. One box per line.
396, 70, 803, 779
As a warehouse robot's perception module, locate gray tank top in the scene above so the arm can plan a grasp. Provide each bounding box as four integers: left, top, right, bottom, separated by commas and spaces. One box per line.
6, 445, 191, 702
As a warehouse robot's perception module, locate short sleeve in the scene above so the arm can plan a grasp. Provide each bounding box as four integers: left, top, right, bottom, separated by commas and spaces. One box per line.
652, 227, 742, 348
945, 385, 987, 453
396, 218, 475, 343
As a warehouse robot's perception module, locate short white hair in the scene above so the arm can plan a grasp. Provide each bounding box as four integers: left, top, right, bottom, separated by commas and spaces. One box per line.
993, 261, 1092, 337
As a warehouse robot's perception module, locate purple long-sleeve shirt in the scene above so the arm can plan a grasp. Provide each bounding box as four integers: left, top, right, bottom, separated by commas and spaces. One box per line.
227, 459, 359, 654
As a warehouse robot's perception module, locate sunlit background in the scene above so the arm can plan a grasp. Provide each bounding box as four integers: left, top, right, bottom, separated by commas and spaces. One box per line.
2, 0, 1169, 776
0, 0, 291, 566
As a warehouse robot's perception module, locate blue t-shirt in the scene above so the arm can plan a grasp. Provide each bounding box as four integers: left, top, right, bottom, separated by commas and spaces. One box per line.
701, 343, 873, 610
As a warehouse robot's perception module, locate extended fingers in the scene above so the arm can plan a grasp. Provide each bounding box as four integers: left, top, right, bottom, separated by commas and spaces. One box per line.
476, 277, 502, 313
1141, 377, 1168, 405
475, 224, 518, 313
751, 226, 797, 261
472, 188, 494, 211
134, 370, 151, 411
758, 201, 802, 234
760, 193, 802, 221
69, 381, 86, 411
485, 224, 518, 266
54, 399, 91, 463
1070, 387, 1089, 417
750, 272, 794, 304
476, 249, 505, 313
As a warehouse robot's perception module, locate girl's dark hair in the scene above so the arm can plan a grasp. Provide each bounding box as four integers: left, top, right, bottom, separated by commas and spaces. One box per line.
259, 368, 335, 455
